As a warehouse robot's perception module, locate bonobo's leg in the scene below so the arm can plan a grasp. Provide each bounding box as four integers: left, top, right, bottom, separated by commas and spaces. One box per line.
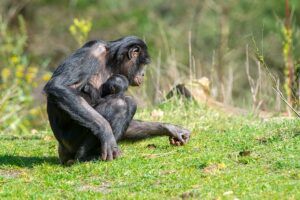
58, 143, 75, 165
122, 120, 191, 145
75, 136, 100, 162
75, 96, 137, 161
95, 96, 137, 141
47, 100, 89, 164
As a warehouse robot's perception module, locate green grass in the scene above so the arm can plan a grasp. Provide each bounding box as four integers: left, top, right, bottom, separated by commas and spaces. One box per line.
0, 99, 299, 199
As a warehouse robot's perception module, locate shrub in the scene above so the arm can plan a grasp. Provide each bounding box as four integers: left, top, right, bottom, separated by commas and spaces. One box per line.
0, 16, 51, 134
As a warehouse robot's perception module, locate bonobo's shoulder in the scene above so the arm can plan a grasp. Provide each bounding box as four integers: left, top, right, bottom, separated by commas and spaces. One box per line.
82, 40, 107, 48
77, 40, 108, 62
72, 40, 108, 59
88, 41, 108, 60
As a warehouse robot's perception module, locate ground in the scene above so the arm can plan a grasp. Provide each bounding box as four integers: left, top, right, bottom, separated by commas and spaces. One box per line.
0, 99, 299, 199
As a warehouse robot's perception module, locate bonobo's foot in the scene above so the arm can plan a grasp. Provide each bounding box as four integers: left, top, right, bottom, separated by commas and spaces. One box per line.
164, 124, 191, 146
100, 137, 122, 161
62, 159, 75, 166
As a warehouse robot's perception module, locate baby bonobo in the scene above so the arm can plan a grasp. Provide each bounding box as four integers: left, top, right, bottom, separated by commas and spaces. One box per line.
74, 74, 131, 162
82, 74, 129, 104
101, 74, 129, 98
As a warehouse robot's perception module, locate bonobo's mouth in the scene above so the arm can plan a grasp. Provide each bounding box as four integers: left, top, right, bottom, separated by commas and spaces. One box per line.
132, 76, 143, 86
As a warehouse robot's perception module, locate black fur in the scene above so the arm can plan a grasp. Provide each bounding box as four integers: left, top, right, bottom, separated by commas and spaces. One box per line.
44, 36, 148, 163
44, 36, 191, 165
101, 74, 129, 97
75, 74, 131, 161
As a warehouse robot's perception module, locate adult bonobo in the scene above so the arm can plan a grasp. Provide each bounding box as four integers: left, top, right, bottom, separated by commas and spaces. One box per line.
44, 36, 191, 164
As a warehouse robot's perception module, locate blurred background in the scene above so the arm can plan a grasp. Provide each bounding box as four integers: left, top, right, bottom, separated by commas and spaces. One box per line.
0, 0, 299, 133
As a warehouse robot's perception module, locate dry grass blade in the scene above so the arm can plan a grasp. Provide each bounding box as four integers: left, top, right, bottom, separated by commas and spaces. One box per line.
272, 87, 300, 117
252, 38, 300, 118
0, 85, 18, 108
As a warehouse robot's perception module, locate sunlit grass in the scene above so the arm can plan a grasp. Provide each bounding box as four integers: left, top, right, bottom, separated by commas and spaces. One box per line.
0, 100, 299, 199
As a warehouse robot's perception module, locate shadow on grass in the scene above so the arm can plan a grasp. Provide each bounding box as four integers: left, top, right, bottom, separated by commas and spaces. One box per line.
0, 155, 59, 168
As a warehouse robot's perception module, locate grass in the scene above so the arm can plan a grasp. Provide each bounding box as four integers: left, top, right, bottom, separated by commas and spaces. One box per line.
0, 99, 299, 199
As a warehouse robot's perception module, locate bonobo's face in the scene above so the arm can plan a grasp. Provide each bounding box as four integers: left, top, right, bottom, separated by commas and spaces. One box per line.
120, 44, 150, 86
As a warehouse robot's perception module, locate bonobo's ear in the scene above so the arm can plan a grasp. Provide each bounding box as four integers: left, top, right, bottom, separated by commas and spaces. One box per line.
128, 45, 141, 60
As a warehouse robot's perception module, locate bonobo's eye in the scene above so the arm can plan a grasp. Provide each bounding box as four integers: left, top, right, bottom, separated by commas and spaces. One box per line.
128, 46, 141, 60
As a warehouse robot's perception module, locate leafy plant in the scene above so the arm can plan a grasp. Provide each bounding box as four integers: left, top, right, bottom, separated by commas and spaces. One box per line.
69, 18, 92, 46
0, 16, 51, 134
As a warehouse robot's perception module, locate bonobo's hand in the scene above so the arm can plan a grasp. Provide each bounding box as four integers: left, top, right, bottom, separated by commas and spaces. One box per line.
164, 124, 191, 146
101, 136, 121, 161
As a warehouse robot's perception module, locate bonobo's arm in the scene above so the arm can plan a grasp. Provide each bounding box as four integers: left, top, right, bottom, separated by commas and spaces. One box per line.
45, 78, 120, 160
123, 120, 190, 145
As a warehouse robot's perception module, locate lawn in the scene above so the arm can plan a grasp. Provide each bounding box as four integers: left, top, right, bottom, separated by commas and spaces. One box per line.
0, 100, 299, 199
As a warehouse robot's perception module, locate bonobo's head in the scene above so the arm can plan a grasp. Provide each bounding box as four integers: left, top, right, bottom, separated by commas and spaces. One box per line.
108, 36, 151, 86
101, 74, 129, 97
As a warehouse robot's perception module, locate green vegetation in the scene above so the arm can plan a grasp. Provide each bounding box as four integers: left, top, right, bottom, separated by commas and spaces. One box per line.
1, 100, 299, 199
0, 17, 50, 134
0, 1, 299, 199
2, 0, 300, 109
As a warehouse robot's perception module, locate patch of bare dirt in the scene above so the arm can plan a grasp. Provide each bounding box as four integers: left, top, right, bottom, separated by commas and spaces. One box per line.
78, 181, 111, 194
0, 169, 22, 179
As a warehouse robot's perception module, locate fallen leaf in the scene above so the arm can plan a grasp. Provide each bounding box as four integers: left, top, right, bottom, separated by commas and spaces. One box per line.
43, 135, 53, 141
223, 191, 233, 196
256, 137, 268, 144
180, 192, 195, 199
203, 163, 226, 174
160, 170, 176, 175
147, 144, 157, 149
239, 150, 251, 157
143, 154, 157, 159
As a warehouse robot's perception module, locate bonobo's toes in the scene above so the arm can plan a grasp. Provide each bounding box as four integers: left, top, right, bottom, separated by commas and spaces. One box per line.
65, 159, 75, 166
169, 136, 187, 146
113, 148, 122, 159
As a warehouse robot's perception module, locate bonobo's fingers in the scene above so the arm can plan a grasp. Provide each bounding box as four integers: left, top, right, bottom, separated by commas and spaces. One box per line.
101, 143, 108, 160
177, 134, 185, 143
113, 147, 121, 159
166, 125, 191, 146
65, 159, 75, 166
106, 148, 113, 161
169, 138, 183, 146
169, 137, 175, 145
169, 136, 183, 146
182, 133, 190, 143
101, 140, 120, 161
177, 129, 190, 144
